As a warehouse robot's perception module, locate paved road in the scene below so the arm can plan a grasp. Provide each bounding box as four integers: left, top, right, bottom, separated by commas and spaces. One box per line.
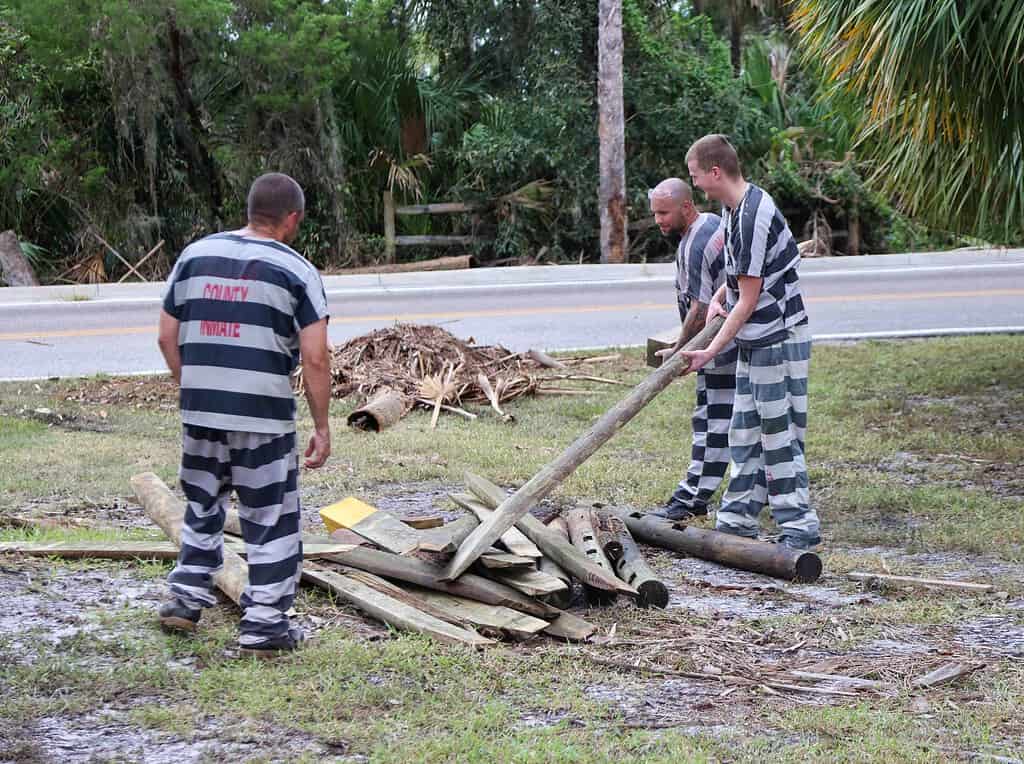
1, 249, 1022, 381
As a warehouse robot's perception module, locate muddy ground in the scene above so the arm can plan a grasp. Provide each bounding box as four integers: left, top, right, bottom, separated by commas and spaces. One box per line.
3, 483, 1024, 762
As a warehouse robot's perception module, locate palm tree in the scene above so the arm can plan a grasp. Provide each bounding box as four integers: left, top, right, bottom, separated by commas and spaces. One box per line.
791, 0, 1024, 242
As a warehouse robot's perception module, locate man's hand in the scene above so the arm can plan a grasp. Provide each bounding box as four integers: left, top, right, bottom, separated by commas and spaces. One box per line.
706, 299, 728, 325
680, 348, 714, 374
654, 345, 680, 361
304, 428, 331, 469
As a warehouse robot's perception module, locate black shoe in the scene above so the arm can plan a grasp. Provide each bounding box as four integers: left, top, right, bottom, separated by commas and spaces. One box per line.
649, 498, 707, 522
158, 600, 201, 633
775, 535, 821, 551
238, 627, 305, 659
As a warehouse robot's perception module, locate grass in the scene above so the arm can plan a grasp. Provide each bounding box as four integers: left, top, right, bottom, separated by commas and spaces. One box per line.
1, 334, 1023, 761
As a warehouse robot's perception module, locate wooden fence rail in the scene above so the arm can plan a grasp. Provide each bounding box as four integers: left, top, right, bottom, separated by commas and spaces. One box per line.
383, 192, 488, 263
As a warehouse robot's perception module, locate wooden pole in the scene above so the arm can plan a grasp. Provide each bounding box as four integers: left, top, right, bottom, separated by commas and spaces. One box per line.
131, 472, 248, 605
596, 511, 669, 609
443, 316, 725, 580
320, 546, 560, 619
538, 515, 574, 610
462, 472, 634, 595
598, 0, 628, 264
613, 509, 823, 584
565, 507, 617, 605
383, 191, 397, 264
302, 563, 493, 648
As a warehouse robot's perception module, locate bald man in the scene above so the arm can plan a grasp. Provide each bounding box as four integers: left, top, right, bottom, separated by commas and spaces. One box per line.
648, 178, 737, 521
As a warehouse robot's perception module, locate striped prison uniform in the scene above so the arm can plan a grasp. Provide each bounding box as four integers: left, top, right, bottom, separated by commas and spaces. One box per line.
669, 213, 738, 512
162, 231, 328, 643
714, 185, 820, 546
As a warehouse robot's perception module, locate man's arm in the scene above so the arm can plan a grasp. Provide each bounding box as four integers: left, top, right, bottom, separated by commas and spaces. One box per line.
681, 275, 761, 373
299, 317, 332, 469
157, 310, 182, 384
655, 300, 708, 361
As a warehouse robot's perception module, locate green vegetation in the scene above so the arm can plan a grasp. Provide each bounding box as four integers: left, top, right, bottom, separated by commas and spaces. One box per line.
2, 1, 991, 285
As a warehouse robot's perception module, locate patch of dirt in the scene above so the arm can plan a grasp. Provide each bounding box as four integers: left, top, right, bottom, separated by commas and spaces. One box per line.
901, 391, 1024, 435
0, 560, 165, 667
61, 376, 179, 411
876, 450, 1024, 500
6, 406, 113, 433
9, 497, 153, 530
3, 710, 340, 764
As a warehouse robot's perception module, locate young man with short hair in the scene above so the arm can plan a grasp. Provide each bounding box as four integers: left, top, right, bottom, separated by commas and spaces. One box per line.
680, 135, 820, 550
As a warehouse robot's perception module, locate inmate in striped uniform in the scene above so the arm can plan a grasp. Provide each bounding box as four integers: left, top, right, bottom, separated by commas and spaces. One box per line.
162, 232, 328, 645
667, 213, 738, 515
714, 185, 819, 548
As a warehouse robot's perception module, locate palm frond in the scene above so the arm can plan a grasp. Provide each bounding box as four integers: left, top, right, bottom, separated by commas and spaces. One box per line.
791, 0, 1024, 240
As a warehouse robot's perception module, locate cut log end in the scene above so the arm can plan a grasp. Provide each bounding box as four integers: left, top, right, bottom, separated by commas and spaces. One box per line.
794, 553, 823, 584
346, 388, 412, 432
635, 580, 670, 609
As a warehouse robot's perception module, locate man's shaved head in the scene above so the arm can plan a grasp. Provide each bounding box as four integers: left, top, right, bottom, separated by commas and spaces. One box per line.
648, 178, 693, 204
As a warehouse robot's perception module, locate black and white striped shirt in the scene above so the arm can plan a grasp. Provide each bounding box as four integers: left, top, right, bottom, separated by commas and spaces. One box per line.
721, 184, 807, 348
163, 232, 329, 434
675, 212, 724, 322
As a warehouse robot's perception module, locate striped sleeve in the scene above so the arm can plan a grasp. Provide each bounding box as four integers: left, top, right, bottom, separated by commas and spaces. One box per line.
296, 269, 329, 329
161, 249, 188, 319
737, 186, 771, 278
694, 214, 724, 305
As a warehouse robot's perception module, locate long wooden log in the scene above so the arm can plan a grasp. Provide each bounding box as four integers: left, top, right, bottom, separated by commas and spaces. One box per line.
444, 317, 725, 580
565, 508, 617, 606
463, 472, 636, 595
401, 585, 550, 640
595, 510, 668, 608
448, 493, 542, 558
0, 541, 180, 560
302, 564, 493, 648
328, 544, 594, 641
319, 546, 559, 619
613, 509, 822, 584
538, 516, 574, 610
0, 539, 355, 561
131, 472, 248, 605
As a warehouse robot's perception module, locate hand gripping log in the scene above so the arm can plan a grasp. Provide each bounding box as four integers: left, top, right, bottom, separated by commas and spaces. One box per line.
443, 316, 726, 581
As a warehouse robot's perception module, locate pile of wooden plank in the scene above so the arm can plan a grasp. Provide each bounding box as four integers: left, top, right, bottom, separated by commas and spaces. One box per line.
118, 472, 664, 647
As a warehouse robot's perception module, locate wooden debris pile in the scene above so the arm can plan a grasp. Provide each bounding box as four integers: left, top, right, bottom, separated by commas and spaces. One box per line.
297, 323, 624, 428
117, 472, 611, 647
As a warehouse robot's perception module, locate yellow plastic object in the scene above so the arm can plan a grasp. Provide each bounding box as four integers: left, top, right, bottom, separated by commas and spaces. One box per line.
319, 497, 377, 533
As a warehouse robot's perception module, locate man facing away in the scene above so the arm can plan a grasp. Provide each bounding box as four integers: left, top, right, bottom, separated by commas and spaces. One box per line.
680, 135, 821, 550
647, 178, 737, 521
156, 172, 333, 656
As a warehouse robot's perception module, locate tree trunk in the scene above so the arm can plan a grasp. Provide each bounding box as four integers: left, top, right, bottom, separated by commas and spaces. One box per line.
847, 209, 861, 257
0, 231, 38, 286
691, 0, 705, 14
164, 12, 224, 223
729, 0, 743, 77
315, 91, 350, 258
598, 0, 628, 264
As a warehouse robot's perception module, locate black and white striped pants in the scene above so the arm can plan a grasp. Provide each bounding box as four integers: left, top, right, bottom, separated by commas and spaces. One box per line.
671, 347, 737, 510
716, 324, 820, 545
168, 425, 303, 645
